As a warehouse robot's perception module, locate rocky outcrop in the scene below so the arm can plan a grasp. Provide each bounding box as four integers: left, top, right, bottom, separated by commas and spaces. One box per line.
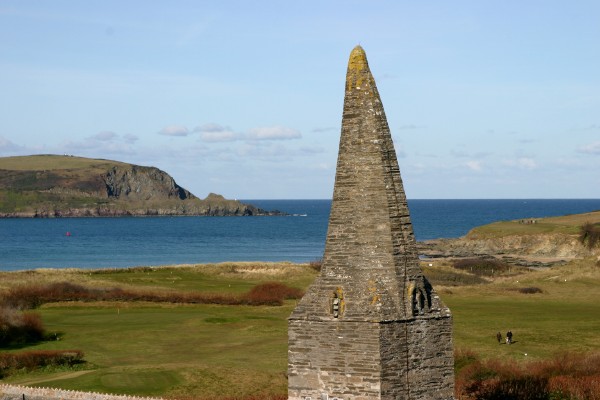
419, 233, 597, 267
103, 166, 194, 201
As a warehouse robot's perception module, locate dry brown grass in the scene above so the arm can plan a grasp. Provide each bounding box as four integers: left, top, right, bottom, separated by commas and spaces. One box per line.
455, 349, 600, 399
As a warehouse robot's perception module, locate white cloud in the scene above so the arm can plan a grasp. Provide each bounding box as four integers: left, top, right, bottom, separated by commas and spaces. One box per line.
200, 130, 241, 143
194, 123, 241, 142
195, 123, 302, 143
246, 126, 301, 141
503, 157, 537, 170
0, 136, 23, 152
300, 146, 326, 154
159, 125, 190, 137
577, 141, 600, 155
312, 126, 336, 133
451, 149, 469, 158
398, 124, 423, 130
465, 160, 483, 171
195, 123, 229, 133
92, 131, 118, 141
123, 133, 139, 143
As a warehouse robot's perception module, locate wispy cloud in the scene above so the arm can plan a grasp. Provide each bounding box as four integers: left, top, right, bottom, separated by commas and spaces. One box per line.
92, 131, 118, 141
451, 149, 492, 158
577, 141, 600, 155
57, 130, 140, 157
312, 126, 336, 133
502, 157, 537, 170
0, 136, 26, 154
299, 146, 326, 154
398, 124, 424, 130
246, 126, 301, 141
465, 160, 483, 171
123, 133, 139, 143
194, 123, 302, 143
194, 124, 241, 142
158, 125, 190, 137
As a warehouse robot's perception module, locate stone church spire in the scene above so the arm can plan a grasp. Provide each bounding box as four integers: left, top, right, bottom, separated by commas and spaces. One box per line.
288, 46, 454, 400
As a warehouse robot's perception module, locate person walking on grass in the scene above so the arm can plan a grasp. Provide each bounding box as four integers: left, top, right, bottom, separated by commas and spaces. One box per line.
506, 330, 513, 345
496, 332, 502, 344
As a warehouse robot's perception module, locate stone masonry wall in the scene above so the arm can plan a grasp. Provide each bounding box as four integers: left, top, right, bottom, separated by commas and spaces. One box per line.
380, 317, 454, 400
289, 320, 382, 400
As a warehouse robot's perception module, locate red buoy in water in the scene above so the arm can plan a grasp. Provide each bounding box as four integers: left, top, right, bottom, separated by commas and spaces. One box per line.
66, 232, 72, 237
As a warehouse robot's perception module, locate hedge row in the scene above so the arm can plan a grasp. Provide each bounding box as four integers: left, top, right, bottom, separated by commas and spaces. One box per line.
2, 281, 304, 310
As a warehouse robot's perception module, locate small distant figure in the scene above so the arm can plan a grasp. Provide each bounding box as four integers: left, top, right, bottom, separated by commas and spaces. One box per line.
496, 332, 502, 344
506, 330, 513, 345
65, 231, 72, 237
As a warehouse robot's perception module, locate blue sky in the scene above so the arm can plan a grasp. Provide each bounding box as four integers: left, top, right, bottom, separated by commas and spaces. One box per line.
1, 1, 599, 199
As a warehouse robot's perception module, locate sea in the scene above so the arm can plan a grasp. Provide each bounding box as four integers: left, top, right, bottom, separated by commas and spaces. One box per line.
1, 199, 599, 272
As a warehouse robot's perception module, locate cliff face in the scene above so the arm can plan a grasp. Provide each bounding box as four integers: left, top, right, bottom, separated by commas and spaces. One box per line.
0, 155, 281, 217
103, 165, 195, 201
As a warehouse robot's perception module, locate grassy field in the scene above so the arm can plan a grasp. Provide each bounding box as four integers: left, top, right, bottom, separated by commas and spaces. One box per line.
1, 259, 600, 398
0, 155, 126, 171
467, 210, 600, 238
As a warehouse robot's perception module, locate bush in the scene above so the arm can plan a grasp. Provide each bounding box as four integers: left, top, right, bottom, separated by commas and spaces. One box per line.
1, 281, 304, 309
423, 268, 488, 286
0, 349, 84, 378
453, 258, 511, 277
579, 222, 600, 250
243, 282, 304, 306
0, 307, 45, 347
516, 287, 544, 294
455, 351, 600, 400
309, 258, 323, 272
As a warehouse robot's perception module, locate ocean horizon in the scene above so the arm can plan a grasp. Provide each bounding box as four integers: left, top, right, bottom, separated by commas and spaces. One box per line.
1, 198, 599, 271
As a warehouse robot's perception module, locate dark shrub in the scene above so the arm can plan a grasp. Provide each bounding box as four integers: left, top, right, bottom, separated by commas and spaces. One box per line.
517, 287, 543, 294
453, 258, 511, 276
455, 352, 600, 400
2, 281, 303, 310
423, 268, 488, 286
579, 222, 600, 250
0, 349, 84, 378
309, 258, 323, 272
0, 307, 45, 347
243, 282, 304, 306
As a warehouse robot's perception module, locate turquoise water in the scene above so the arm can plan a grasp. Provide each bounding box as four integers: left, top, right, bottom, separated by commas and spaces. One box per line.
1, 199, 599, 271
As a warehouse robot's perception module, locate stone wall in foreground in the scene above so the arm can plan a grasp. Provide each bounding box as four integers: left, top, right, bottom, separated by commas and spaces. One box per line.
0, 385, 161, 400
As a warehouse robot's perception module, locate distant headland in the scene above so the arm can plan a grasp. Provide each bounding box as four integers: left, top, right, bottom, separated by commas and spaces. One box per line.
0, 154, 284, 217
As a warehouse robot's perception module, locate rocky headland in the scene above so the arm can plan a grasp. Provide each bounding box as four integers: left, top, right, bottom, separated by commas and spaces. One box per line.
0, 155, 283, 217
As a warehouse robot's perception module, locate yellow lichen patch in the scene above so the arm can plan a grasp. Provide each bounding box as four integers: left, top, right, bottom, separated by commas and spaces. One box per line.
333, 286, 346, 316
346, 45, 369, 90
367, 279, 381, 305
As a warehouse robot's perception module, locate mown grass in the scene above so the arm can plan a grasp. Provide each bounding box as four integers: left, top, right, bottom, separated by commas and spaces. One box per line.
1, 259, 599, 399
7, 303, 293, 397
